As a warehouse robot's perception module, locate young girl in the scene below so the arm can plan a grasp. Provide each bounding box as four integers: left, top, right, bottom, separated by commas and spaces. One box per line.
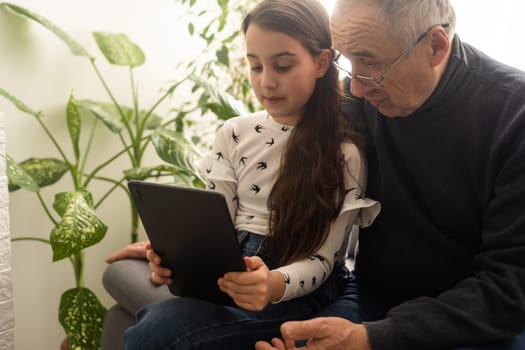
125, 0, 379, 348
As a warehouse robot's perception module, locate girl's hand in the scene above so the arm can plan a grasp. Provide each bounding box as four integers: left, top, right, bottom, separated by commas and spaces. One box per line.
218, 256, 285, 311
145, 241, 173, 286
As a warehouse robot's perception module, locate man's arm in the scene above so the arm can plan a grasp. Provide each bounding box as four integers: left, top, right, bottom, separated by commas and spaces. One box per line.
365, 139, 525, 350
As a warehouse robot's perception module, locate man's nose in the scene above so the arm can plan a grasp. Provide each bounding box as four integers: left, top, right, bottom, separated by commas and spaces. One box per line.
350, 77, 374, 98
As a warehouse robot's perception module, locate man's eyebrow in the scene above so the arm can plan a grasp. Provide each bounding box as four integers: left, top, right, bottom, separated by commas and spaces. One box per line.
347, 50, 375, 58
246, 51, 297, 59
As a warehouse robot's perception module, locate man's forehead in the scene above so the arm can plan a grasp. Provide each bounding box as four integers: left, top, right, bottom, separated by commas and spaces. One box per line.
330, 2, 399, 59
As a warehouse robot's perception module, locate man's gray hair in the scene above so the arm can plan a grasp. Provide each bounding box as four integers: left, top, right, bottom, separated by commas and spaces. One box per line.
342, 0, 456, 49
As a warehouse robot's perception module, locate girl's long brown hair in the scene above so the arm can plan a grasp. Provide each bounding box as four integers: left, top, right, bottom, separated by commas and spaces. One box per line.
242, 0, 362, 267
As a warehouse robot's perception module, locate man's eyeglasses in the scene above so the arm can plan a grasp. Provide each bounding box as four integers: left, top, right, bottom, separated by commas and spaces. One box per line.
333, 23, 449, 89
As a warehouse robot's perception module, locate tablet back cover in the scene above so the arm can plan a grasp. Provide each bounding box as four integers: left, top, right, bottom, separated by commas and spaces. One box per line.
128, 180, 246, 306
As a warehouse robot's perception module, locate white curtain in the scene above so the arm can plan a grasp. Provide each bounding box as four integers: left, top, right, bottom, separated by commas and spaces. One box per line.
0, 112, 15, 350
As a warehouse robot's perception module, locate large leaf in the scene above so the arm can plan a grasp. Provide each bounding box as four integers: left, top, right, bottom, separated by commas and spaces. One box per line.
67, 94, 81, 160
8, 157, 68, 192
53, 189, 94, 217
50, 191, 107, 261
142, 110, 163, 130
123, 164, 190, 182
6, 155, 40, 192
59, 287, 107, 350
74, 99, 124, 133
123, 166, 161, 181
151, 128, 201, 172
189, 76, 247, 120
0, 87, 41, 117
1, 3, 91, 58
93, 31, 145, 67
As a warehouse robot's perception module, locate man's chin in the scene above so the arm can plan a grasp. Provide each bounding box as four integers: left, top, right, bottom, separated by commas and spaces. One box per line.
375, 103, 412, 118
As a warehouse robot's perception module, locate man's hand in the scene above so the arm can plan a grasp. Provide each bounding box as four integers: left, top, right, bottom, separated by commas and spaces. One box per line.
105, 240, 172, 285
105, 240, 149, 263
255, 317, 371, 350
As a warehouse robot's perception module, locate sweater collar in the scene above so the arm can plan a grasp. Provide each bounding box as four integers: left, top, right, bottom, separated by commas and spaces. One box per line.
415, 35, 469, 114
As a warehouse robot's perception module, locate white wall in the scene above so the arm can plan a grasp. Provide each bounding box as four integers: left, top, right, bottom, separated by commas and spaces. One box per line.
0, 112, 15, 350
1, 1, 524, 349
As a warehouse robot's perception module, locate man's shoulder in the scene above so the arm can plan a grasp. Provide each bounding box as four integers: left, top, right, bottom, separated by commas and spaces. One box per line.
464, 42, 525, 100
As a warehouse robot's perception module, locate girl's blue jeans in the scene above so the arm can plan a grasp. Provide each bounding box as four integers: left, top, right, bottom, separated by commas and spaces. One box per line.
124, 231, 350, 349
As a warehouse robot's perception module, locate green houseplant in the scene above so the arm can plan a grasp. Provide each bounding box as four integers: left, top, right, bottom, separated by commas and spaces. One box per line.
0, 2, 250, 349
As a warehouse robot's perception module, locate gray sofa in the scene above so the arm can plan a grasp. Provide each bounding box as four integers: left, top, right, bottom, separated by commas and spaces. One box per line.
100, 228, 358, 350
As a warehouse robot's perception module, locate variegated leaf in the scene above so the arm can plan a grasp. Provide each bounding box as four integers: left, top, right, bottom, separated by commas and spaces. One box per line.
53, 190, 94, 217
6, 155, 40, 192
0, 87, 41, 117
143, 111, 162, 130
50, 191, 107, 261
59, 287, 107, 350
74, 99, 124, 133
93, 31, 145, 67
151, 129, 200, 170
8, 157, 68, 192
67, 94, 81, 160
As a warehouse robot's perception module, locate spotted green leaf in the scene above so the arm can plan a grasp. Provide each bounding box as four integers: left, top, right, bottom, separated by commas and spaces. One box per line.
50, 191, 107, 261
6, 155, 40, 192
93, 31, 145, 67
8, 157, 68, 192
0, 88, 41, 117
73, 99, 124, 133
59, 287, 107, 350
151, 129, 199, 170
67, 94, 81, 160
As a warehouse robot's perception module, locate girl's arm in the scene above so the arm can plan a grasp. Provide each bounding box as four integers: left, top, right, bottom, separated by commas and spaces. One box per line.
274, 143, 380, 302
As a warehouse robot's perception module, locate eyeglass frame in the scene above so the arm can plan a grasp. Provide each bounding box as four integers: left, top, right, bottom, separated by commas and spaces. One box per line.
333, 23, 450, 89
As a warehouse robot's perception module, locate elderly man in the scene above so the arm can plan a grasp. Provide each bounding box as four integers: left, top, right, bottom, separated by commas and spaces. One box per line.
256, 0, 525, 349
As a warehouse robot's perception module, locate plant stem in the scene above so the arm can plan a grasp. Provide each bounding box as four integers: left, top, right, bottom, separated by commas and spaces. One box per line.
73, 251, 84, 288
79, 117, 99, 184
37, 192, 59, 226
83, 145, 132, 188
11, 237, 51, 244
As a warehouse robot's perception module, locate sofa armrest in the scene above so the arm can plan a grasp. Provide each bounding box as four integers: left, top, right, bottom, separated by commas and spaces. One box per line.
102, 259, 173, 316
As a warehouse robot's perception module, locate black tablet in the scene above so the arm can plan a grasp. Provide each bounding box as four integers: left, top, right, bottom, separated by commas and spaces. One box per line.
127, 180, 246, 306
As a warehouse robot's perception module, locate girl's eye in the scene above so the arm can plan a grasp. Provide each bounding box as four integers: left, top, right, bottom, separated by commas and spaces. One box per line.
275, 64, 292, 73
250, 66, 263, 73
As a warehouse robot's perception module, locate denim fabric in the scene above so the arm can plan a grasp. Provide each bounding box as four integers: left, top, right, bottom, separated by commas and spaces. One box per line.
236, 230, 276, 269
124, 231, 350, 350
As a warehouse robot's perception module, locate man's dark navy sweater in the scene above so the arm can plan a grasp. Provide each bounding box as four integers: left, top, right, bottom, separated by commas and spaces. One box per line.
345, 37, 525, 349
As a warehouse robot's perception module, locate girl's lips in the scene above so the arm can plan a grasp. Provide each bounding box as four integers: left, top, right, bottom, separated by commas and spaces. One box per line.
263, 96, 283, 104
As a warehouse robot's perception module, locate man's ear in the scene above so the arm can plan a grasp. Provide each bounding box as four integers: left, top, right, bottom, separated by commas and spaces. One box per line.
316, 49, 332, 78
429, 27, 451, 67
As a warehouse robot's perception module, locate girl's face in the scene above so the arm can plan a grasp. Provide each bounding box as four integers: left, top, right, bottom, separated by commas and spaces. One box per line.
245, 24, 329, 126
